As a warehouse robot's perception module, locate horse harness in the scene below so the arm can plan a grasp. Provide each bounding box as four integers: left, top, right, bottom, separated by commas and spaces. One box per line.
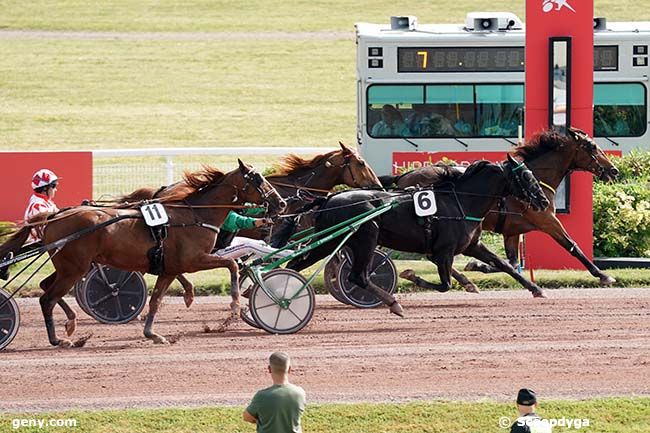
143, 169, 273, 275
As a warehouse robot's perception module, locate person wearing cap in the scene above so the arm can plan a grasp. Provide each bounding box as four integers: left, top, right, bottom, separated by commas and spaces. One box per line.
25, 168, 60, 243
243, 352, 306, 433
0, 169, 60, 280
510, 388, 552, 433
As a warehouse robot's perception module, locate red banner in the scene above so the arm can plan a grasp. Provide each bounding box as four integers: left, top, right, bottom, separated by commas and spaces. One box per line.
0, 152, 93, 223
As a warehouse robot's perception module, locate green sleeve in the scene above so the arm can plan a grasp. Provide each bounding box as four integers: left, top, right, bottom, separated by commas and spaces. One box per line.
246, 391, 262, 418
222, 211, 257, 232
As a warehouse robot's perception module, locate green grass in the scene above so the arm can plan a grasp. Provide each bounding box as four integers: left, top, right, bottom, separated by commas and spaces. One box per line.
9, 254, 650, 299
0, 38, 356, 150
1, 1, 647, 32
1, 1, 648, 153
1, 398, 648, 433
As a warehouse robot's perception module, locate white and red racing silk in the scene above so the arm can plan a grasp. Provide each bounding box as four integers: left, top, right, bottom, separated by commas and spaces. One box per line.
24, 193, 59, 242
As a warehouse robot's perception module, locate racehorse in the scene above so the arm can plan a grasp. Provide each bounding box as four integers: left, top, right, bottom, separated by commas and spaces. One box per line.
0, 161, 285, 347
383, 127, 619, 291
286, 155, 550, 316
118, 142, 382, 307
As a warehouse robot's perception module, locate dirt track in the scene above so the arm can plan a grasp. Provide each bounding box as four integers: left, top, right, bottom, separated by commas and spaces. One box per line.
2, 288, 649, 413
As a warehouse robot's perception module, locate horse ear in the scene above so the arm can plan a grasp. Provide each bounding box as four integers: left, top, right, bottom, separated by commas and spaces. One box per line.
238, 159, 247, 172
507, 153, 517, 165
339, 141, 352, 153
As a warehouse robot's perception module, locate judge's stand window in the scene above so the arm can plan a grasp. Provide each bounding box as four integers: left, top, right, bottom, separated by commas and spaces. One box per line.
366, 84, 524, 138
593, 83, 647, 137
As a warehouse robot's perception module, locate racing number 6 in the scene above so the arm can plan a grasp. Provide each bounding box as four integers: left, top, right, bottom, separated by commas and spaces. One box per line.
413, 190, 437, 217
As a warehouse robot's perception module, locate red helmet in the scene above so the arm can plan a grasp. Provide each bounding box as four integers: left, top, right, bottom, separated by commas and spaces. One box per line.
31, 169, 59, 190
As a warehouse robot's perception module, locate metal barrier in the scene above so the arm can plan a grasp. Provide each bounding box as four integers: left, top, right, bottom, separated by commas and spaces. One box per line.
92, 147, 334, 199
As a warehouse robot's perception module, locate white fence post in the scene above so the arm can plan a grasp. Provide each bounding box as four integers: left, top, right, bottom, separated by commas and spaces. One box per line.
165, 156, 174, 185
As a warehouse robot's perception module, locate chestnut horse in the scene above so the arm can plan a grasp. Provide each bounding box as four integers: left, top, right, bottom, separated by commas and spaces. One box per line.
118, 142, 382, 306
0, 161, 285, 347
383, 128, 619, 291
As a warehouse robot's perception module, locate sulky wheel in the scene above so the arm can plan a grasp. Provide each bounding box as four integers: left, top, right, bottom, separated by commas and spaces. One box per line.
249, 269, 315, 335
0, 288, 20, 351
79, 265, 147, 324
74, 277, 92, 316
239, 273, 261, 329
323, 248, 351, 305
337, 248, 397, 309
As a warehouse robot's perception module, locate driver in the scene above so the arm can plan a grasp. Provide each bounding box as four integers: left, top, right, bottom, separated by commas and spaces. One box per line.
215, 208, 293, 261
0, 169, 60, 280
25, 169, 60, 243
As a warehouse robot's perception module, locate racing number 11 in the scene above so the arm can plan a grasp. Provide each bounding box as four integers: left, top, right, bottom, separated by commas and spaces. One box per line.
145, 204, 162, 221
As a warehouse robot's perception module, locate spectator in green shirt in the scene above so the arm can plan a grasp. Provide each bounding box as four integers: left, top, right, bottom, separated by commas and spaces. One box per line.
243, 352, 306, 433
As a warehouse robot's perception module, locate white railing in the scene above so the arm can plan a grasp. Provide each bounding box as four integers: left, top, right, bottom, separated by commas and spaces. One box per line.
92, 147, 335, 198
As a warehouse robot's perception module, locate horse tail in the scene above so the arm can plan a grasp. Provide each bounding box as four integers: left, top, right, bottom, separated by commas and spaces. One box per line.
0, 224, 32, 265
378, 175, 397, 189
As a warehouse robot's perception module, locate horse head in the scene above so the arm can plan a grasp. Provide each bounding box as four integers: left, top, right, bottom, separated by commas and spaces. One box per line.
235, 159, 286, 215
324, 142, 382, 188
566, 127, 619, 182
506, 154, 550, 212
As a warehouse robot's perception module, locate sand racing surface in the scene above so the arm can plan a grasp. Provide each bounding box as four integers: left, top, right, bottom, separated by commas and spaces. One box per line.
2, 288, 649, 412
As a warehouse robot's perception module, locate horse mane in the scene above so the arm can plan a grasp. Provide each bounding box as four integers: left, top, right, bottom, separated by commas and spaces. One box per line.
423, 163, 465, 184
512, 129, 570, 160
116, 187, 158, 203
458, 160, 491, 181
159, 166, 226, 202
269, 150, 340, 177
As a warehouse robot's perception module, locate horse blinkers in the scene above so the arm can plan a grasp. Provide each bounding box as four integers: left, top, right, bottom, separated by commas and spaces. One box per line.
507, 158, 550, 212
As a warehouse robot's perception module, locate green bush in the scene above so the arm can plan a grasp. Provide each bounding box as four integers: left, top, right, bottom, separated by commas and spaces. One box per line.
606, 151, 650, 182
593, 182, 650, 257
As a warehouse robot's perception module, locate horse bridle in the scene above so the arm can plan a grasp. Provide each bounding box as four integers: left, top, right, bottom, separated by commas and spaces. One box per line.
326, 154, 362, 186
241, 169, 277, 209
575, 138, 612, 180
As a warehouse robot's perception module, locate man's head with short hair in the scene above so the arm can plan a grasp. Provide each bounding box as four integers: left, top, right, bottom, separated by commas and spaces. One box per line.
268, 352, 291, 374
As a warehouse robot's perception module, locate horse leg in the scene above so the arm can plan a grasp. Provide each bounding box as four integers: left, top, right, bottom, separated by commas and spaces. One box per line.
399, 255, 454, 293
464, 235, 521, 274
143, 274, 176, 344
39, 272, 84, 347
537, 214, 615, 285
186, 254, 241, 329
57, 300, 77, 336
451, 268, 480, 293
38, 272, 78, 337
345, 228, 404, 317
176, 274, 194, 308
463, 241, 546, 298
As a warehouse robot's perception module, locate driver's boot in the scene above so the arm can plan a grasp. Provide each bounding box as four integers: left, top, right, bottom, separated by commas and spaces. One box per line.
0, 252, 14, 280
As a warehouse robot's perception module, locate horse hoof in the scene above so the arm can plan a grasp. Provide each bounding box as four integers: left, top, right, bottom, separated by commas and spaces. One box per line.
463, 261, 481, 272
532, 289, 547, 298
153, 335, 169, 345
65, 319, 77, 336
465, 283, 480, 294
600, 275, 616, 286
389, 302, 404, 318
58, 339, 74, 349
183, 292, 194, 308
399, 269, 416, 282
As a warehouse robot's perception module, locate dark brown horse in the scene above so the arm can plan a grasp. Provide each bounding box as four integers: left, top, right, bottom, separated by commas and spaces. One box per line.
0, 161, 285, 347
383, 127, 619, 291
119, 142, 382, 307
287, 156, 550, 316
